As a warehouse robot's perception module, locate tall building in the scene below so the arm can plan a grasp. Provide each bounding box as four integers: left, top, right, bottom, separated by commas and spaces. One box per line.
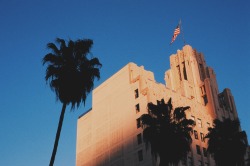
76, 45, 239, 166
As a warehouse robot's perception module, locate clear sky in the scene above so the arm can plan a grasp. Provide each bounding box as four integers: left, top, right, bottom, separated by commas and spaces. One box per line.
0, 0, 249, 166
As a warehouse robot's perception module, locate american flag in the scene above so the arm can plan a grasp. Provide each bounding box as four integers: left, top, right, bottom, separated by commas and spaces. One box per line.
170, 23, 181, 44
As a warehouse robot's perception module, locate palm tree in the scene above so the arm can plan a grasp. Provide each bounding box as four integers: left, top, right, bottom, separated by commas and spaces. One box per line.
205, 118, 248, 166
43, 38, 102, 166
140, 98, 195, 166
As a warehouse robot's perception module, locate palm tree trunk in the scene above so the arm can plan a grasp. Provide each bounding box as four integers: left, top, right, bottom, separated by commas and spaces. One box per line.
49, 103, 67, 166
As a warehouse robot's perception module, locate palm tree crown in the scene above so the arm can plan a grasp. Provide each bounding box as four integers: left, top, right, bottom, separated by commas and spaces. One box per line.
140, 98, 195, 166
43, 38, 102, 108
205, 118, 248, 166
43, 38, 102, 166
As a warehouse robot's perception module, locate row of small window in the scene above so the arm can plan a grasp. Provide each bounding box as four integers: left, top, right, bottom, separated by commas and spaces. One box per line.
135, 89, 140, 116
190, 116, 211, 129
193, 130, 205, 142
135, 87, 142, 165
196, 145, 208, 157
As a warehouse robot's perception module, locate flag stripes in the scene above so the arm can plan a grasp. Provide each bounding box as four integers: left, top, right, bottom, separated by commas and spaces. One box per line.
170, 23, 181, 44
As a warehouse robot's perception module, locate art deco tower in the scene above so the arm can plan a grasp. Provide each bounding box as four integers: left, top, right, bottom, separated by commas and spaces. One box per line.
76, 45, 238, 166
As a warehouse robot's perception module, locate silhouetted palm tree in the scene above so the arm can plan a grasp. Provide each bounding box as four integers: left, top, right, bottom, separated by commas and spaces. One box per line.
43, 38, 102, 166
205, 118, 248, 166
140, 98, 195, 166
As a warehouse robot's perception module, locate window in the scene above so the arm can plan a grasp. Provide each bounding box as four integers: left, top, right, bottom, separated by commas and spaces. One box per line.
138, 150, 143, 161
196, 145, 201, 155
136, 118, 141, 128
182, 62, 188, 80
200, 132, 205, 142
197, 118, 202, 128
137, 133, 142, 145
199, 63, 206, 81
203, 95, 208, 105
135, 89, 139, 98
177, 65, 182, 81
194, 130, 198, 139
203, 147, 207, 157
135, 104, 140, 113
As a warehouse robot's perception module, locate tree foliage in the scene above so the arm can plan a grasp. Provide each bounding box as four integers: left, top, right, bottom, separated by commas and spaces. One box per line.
140, 98, 195, 166
205, 118, 248, 166
43, 38, 102, 108
43, 38, 102, 166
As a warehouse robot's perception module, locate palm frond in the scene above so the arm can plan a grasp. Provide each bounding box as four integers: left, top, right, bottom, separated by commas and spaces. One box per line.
75, 39, 93, 57
43, 53, 63, 65
47, 43, 60, 55
148, 102, 160, 117
167, 98, 173, 110
89, 57, 102, 67
173, 106, 189, 121
141, 114, 155, 127
45, 65, 61, 81
56, 38, 66, 50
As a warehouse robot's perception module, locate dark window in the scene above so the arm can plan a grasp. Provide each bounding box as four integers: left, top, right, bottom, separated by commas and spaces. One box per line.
137, 133, 142, 145
203, 147, 207, 157
194, 130, 198, 139
138, 150, 143, 161
182, 62, 188, 80
136, 118, 141, 128
135, 104, 140, 113
177, 65, 182, 81
196, 145, 201, 155
200, 133, 205, 142
203, 95, 208, 105
199, 63, 206, 81
135, 89, 139, 98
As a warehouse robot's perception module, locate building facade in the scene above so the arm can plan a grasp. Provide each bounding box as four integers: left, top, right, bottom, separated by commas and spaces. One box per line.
76, 45, 239, 166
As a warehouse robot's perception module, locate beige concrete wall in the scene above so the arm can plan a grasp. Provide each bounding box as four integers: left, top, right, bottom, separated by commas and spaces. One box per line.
76, 63, 155, 166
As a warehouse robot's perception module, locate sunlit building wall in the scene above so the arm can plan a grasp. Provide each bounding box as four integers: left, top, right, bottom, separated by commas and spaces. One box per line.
76, 45, 239, 166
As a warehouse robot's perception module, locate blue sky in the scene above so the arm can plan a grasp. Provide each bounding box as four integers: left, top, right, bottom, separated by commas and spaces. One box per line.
0, 1, 249, 166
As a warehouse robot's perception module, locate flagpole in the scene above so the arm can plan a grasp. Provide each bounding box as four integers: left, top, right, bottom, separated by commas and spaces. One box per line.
179, 19, 186, 46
